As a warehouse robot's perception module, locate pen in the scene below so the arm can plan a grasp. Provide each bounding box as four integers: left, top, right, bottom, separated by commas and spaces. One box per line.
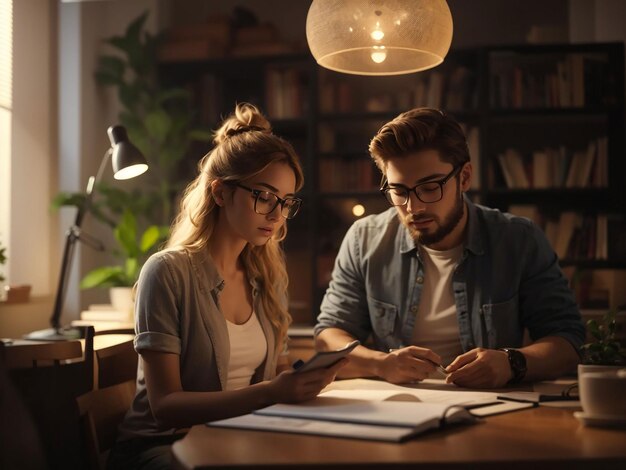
388, 348, 448, 374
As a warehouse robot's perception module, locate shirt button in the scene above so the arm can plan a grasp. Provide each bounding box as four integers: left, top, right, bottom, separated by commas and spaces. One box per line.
410, 305, 418, 313
416, 276, 424, 284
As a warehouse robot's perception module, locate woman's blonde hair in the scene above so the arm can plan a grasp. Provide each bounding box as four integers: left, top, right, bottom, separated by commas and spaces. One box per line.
166, 103, 304, 351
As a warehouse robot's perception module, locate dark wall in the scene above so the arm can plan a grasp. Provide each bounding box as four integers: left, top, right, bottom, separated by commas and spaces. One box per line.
163, 0, 570, 48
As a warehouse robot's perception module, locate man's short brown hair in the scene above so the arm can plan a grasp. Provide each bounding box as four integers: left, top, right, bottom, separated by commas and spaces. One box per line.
369, 107, 470, 171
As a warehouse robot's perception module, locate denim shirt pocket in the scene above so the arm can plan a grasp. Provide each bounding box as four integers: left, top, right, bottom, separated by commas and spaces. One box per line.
481, 293, 521, 349
367, 296, 399, 339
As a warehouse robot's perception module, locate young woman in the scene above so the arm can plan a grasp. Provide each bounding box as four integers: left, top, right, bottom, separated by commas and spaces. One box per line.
108, 103, 345, 469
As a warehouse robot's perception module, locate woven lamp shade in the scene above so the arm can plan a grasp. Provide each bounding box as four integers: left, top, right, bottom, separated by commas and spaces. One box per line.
306, 0, 453, 76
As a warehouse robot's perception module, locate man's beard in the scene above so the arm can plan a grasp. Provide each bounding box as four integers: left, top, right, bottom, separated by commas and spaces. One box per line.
401, 188, 465, 247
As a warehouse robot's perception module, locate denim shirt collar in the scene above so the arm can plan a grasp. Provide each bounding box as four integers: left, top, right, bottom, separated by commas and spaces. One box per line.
464, 196, 485, 256
398, 195, 485, 256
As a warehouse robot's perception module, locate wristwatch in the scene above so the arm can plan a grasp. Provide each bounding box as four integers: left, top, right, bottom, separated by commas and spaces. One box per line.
499, 348, 527, 384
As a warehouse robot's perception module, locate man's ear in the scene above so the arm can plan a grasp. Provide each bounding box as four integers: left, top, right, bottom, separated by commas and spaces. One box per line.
211, 179, 227, 206
460, 162, 473, 192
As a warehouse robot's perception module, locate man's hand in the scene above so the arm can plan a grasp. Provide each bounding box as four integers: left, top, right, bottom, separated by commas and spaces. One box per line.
376, 346, 442, 384
445, 348, 511, 388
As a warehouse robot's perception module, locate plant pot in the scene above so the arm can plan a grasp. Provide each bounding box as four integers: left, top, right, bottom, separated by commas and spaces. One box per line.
110, 286, 135, 322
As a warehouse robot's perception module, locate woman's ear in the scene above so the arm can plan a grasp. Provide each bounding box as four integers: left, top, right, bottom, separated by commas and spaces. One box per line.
211, 179, 227, 206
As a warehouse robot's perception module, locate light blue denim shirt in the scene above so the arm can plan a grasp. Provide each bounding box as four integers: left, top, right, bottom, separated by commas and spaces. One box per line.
315, 198, 585, 354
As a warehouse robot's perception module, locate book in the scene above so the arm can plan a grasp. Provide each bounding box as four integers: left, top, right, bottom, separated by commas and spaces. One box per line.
209, 397, 476, 442
497, 391, 578, 403
81, 304, 128, 322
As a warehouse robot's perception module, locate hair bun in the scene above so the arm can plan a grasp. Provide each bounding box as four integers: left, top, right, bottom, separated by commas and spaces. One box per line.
214, 103, 272, 145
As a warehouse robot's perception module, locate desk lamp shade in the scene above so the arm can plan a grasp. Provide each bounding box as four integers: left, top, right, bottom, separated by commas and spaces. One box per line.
306, 0, 453, 76
107, 125, 148, 180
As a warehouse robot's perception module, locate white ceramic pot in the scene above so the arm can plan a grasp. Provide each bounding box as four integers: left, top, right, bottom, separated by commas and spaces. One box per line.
109, 286, 135, 322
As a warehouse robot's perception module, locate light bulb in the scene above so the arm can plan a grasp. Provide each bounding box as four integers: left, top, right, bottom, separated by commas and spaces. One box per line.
352, 204, 366, 217
370, 29, 384, 41
371, 45, 387, 64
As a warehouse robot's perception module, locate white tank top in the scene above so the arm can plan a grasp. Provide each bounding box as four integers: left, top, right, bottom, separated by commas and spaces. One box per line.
225, 311, 268, 390
411, 244, 464, 366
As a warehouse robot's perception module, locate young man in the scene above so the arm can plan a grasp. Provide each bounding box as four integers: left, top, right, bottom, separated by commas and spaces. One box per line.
315, 108, 584, 389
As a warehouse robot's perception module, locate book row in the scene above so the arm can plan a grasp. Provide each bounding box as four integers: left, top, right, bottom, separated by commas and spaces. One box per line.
508, 206, 625, 261
490, 52, 610, 109
495, 137, 607, 189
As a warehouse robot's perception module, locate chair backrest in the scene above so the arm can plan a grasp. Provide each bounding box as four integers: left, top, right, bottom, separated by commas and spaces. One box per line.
77, 380, 136, 470
95, 337, 137, 389
3, 338, 85, 369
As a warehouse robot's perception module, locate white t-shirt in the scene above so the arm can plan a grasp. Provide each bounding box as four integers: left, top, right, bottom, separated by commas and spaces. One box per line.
225, 311, 268, 391
411, 244, 464, 366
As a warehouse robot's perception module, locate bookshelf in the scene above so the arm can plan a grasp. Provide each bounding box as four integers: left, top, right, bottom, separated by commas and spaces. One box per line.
159, 42, 625, 323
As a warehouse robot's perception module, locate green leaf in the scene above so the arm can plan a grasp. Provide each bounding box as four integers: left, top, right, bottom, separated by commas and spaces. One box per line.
156, 88, 189, 105
189, 129, 216, 142
50, 192, 86, 210
114, 210, 139, 258
144, 110, 172, 141
125, 257, 139, 282
140, 225, 161, 252
97, 55, 126, 78
80, 266, 125, 289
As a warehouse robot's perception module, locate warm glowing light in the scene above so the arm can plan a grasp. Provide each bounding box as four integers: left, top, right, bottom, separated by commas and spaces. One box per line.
352, 204, 366, 217
371, 46, 387, 64
370, 28, 384, 41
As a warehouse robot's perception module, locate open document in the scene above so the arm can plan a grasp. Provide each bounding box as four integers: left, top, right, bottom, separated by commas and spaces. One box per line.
209, 397, 475, 442
207, 378, 536, 442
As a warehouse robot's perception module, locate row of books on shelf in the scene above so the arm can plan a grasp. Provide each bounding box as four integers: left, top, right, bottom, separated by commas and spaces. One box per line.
318, 65, 477, 114
318, 158, 379, 192
265, 67, 308, 119
496, 137, 607, 189
508, 206, 626, 261
490, 52, 609, 108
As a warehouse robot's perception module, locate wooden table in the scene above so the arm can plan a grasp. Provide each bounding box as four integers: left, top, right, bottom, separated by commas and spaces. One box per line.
172, 404, 626, 469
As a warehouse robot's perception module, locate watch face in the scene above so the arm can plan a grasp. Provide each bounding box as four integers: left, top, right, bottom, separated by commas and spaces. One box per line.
505, 349, 527, 382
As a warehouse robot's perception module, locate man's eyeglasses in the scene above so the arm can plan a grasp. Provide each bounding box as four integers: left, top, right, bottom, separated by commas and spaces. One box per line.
380, 165, 462, 206
232, 183, 302, 219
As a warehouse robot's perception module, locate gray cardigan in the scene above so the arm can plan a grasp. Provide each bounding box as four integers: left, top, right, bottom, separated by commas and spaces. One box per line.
118, 248, 280, 440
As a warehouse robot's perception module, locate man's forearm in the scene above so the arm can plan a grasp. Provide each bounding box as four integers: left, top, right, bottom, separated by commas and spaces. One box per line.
315, 328, 386, 379
520, 336, 580, 381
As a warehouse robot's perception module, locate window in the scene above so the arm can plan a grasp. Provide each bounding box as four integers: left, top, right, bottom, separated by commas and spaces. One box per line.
0, 0, 12, 261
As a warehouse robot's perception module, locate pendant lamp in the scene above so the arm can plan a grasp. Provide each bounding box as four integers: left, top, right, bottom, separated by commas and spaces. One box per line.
306, 0, 453, 76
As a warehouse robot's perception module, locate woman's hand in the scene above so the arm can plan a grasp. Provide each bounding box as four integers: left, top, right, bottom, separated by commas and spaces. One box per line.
267, 359, 348, 403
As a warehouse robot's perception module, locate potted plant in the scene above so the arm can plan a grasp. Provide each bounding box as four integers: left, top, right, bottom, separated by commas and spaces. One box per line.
579, 310, 626, 377
79, 209, 168, 317
53, 12, 212, 312
94, 11, 213, 226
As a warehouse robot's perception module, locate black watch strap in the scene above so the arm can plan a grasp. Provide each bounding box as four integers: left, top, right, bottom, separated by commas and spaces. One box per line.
499, 348, 527, 384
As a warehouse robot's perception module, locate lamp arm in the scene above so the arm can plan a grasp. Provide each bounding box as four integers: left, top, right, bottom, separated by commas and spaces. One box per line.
74, 148, 112, 228
49, 148, 112, 330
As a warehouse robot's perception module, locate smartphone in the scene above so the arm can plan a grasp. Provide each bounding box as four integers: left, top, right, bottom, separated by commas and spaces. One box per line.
293, 340, 360, 373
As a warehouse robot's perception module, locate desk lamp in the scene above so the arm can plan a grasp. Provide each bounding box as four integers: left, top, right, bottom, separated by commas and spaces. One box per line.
25, 125, 148, 341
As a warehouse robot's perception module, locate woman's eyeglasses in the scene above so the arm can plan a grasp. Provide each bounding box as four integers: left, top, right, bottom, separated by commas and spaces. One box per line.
233, 183, 302, 219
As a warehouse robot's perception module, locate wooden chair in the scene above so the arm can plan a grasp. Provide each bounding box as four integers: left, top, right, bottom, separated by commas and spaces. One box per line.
77, 333, 138, 469
94, 336, 137, 389
5, 326, 96, 469
77, 379, 136, 470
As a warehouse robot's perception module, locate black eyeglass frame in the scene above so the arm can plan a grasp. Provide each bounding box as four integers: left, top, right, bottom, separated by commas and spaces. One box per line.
380, 164, 463, 206
232, 183, 303, 219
